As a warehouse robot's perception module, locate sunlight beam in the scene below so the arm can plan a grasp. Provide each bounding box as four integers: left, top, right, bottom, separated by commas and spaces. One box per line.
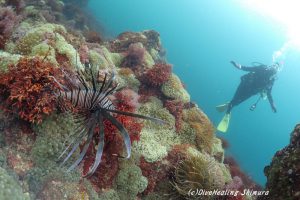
242, 0, 300, 51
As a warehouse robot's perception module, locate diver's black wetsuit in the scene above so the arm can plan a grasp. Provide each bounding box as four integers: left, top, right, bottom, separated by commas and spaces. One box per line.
226, 65, 277, 114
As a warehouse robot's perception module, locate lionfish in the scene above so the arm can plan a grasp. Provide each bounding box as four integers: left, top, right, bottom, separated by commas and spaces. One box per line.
53, 64, 164, 177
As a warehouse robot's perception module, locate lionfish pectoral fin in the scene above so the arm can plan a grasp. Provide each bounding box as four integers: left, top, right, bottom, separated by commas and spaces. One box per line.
67, 124, 95, 172
103, 112, 131, 159
58, 124, 87, 161
83, 117, 105, 177
59, 141, 81, 167
104, 108, 166, 125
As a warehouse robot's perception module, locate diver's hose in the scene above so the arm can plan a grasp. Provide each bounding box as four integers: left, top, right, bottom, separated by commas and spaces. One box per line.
249, 96, 261, 111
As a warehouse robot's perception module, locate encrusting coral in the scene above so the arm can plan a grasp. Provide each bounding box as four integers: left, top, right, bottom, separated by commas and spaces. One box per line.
161, 73, 190, 103
0, 166, 30, 200
116, 163, 148, 200
183, 106, 215, 154
31, 113, 77, 167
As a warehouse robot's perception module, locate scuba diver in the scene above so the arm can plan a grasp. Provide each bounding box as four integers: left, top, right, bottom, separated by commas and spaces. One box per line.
216, 61, 281, 133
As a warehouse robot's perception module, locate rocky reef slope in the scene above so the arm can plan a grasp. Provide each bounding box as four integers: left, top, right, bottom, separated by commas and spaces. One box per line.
259, 125, 300, 200
0, 1, 258, 199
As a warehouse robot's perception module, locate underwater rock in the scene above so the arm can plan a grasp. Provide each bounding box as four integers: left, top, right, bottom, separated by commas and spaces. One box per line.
259, 124, 300, 200
7, 150, 33, 177
37, 179, 90, 200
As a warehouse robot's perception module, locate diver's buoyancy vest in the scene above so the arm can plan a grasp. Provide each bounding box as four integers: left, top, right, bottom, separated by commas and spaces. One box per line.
240, 67, 276, 91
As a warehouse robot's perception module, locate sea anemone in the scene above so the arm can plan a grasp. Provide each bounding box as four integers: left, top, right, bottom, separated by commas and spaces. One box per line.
54, 64, 164, 177
171, 152, 225, 199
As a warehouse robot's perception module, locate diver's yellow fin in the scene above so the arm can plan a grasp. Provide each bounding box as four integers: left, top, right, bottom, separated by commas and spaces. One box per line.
216, 103, 229, 113
217, 113, 231, 133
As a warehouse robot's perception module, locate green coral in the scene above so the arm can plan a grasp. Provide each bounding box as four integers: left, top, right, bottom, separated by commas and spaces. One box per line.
0, 51, 21, 72
117, 69, 140, 92
132, 128, 169, 162
144, 193, 170, 200
177, 121, 196, 145
31, 43, 57, 65
100, 47, 123, 67
133, 97, 175, 162
149, 48, 160, 62
14, 23, 84, 70
89, 47, 123, 70
54, 33, 84, 70
133, 97, 197, 162
99, 189, 120, 200
211, 137, 225, 163
25, 166, 80, 196
115, 164, 148, 200
28, 113, 84, 197
0, 167, 30, 200
143, 49, 155, 67
15, 23, 65, 55
88, 50, 108, 70
138, 97, 175, 128
161, 73, 190, 103
31, 113, 77, 168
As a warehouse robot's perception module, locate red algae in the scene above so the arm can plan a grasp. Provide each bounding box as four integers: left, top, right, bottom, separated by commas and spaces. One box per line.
224, 156, 261, 191
140, 63, 172, 87
0, 57, 63, 123
164, 100, 184, 132
83, 135, 121, 191
140, 144, 189, 195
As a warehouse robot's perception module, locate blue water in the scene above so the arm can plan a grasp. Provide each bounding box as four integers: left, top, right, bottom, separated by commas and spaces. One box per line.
88, 0, 300, 185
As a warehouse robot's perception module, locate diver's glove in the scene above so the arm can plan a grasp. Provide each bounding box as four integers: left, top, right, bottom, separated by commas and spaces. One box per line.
230, 61, 241, 69
271, 104, 277, 113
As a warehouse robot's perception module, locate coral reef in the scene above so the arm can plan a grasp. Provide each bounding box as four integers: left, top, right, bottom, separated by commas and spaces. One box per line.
0, 1, 247, 199
258, 124, 300, 200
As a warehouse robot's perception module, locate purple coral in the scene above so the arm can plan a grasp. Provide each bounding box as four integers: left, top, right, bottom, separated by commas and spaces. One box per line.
121, 43, 146, 70
0, 6, 21, 48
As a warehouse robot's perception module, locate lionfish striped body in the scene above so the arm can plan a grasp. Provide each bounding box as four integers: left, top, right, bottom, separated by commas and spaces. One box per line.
54, 65, 164, 177
58, 90, 114, 110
